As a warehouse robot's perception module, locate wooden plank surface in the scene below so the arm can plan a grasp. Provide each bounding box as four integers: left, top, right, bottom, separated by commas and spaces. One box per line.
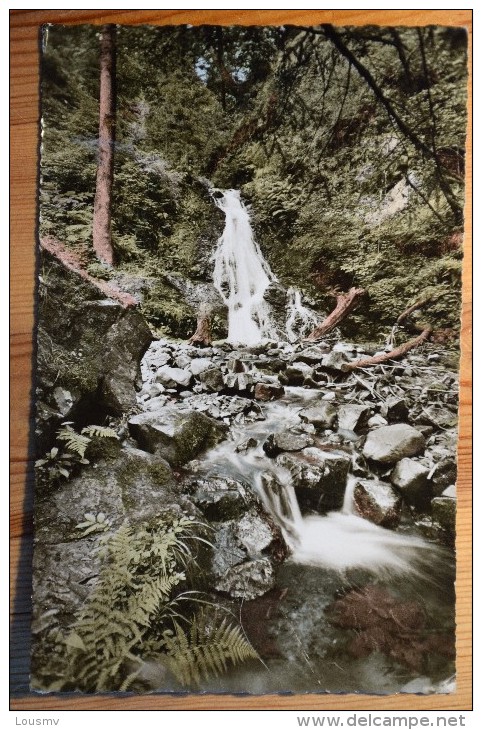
10, 9, 472, 711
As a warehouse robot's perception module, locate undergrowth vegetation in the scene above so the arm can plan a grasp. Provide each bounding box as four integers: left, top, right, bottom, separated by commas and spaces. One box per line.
35, 422, 119, 490
37, 514, 258, 692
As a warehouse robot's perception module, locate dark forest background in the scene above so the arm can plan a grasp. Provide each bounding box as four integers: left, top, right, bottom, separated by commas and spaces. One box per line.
39, 23, 468, 341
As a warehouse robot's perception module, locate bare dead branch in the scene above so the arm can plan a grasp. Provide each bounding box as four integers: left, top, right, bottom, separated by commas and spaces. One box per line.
304, 286, 366, 341
343, 326, 433, 371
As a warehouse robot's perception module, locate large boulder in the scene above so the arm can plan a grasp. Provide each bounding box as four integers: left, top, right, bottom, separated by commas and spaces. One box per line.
36, 250, 152, 451
31, 445, 197, 672
32, 538, 102, 629
100, 306, 153, 412
390, 458, 431, 509
210, 509, 284, 599
34, 447, 186, 544
128, 406, 227, 465
276, 447, 350, 512
353, 479, 402, 528
363, 424, 426, 465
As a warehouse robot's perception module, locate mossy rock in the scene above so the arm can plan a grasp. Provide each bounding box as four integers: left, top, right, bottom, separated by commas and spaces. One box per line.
128, 406, 228, 466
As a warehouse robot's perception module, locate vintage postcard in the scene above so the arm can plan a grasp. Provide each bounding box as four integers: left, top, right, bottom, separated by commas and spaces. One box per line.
32, 22, 467, 694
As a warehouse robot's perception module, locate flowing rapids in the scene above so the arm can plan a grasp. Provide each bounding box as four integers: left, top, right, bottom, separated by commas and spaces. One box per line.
213, 189, 277, 345
195, 388, 441, 581
149, 188, 454, 692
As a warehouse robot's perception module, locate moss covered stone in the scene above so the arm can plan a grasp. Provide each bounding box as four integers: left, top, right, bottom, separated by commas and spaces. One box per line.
128, 406, 228, 466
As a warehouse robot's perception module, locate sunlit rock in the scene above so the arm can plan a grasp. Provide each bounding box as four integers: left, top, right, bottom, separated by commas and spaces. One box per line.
363, 424, 425, 464
353, 479, 402, 528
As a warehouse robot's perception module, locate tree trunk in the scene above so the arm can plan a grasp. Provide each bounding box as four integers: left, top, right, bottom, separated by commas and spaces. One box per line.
93, 25, 116, 265
304, 287, 366, 341
343, 326, 433, 371
320, 24, 462, 224
188, 305, 213, 347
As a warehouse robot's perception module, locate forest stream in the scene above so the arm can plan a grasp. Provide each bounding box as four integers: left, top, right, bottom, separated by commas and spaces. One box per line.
127, 190, 457, 694
33, 20, 467, 694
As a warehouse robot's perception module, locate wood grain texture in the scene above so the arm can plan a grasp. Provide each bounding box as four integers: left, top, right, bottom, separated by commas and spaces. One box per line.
10, 9, 472, 711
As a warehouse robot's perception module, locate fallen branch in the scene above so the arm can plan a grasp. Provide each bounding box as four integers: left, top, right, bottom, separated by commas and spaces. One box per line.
387, 296, 433, 347
396, 297, 432, 326
343, 325, 433, 371
40, 237, 137, 308
304, 286, 366, 341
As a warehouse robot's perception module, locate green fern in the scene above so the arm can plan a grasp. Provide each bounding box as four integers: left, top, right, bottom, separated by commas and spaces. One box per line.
60, 515, 259, 692
56, 422, 118, 460
56, 423, 91, 459
75, 511, 111, 537
81, 425, 119, 440
63, 517, 198, 691
161, 611, 259, 687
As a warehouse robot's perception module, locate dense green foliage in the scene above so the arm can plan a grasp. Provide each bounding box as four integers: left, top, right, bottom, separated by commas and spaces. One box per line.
39, 514, 258, 692
40, 23, 467, 339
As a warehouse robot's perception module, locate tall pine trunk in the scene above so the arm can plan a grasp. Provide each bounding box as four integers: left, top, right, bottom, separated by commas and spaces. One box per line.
93, 25, 116, 265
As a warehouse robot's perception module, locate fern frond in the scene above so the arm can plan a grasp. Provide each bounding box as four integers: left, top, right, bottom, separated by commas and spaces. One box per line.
56, 424, 91, 458
81, 425, 119, 440
62, 515, 206, 692
162, 611, 259, 687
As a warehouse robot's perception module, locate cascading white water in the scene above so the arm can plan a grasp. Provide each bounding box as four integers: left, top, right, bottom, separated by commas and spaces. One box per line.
288, 474, 437, 577
208, 190, 443, 580
197, 390, 441, 580
213, 189, 277, 345
285, 287, 320, 342
257, 468, 438, 578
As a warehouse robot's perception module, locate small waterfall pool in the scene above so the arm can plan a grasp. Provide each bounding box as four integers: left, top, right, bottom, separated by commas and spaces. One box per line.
188, 387, 455, 694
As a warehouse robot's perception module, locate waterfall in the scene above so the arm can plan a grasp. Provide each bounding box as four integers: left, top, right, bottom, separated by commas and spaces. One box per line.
285, 287, 320, 342
213, 189, 277, 345
212, 190, 316, 345
198, 391, 441, 581
264, 472, 439, 579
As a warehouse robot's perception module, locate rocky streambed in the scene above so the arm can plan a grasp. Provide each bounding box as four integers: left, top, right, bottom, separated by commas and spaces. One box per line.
135, 336, 457, 542
133, 335, 457, 692
33, 323, 459, 694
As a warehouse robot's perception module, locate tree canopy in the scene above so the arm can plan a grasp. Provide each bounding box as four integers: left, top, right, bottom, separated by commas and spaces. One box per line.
40, 23, 467, 339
